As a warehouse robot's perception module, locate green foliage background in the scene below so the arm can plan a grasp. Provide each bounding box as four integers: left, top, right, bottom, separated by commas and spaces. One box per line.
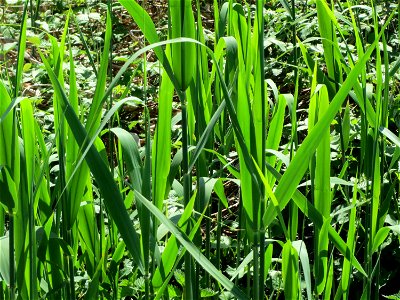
0, 0, 399, 299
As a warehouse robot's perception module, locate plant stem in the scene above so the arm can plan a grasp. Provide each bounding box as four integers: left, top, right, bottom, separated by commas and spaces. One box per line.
257, 0, 266, 298
9, 212, 15, 300
179, 89, 193, 299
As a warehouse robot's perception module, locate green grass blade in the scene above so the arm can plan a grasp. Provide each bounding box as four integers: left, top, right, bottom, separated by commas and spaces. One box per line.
14, 1, 28, 98
316, 217, 330, 294
0, 236, 10, 286
265, 163, 367, 277
153, 69, 174, 210
313, 85, 331, 295
170, 0, 196, 91
282, 241, 299, 300
372, 227, 391, 253
292, 240, 312, 300
86, 9, 112, 137
39, 51, 145, 274
118, 0, 163, 62
188, 99, 226, 173
342, 181, 358, 298
20, 99, 37, 298
110, 128, 142, 192
263, 21, 391, 228
0, 82, 20, 211
77, 195, 100, 278
342, 101, 351, 152
324, 259, 334, 299
266, 95, 286, 184
65, 44, 91, 233
0, 79, 20, 300
134, 190, 249, 300
379, 127, 400, 148
152, 192, 196, 288
316, 0, 340, 84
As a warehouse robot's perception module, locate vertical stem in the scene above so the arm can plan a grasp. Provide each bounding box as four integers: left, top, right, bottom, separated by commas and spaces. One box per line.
257, 0, 266, 298
107, 0, 114, 188
179, 90, 193, 299
143, 77, 151, 300
28, 177, 37, 299
9, 212, 15, 300
142, 15, 151, 300
245, 236, 251, 298
234, 197, 242, 287
216, 198, 222, 272
288, 0, 300, 243
67, 229, 75, 300
204, 203, 211, 286
252, 235, 259, 300
0, 207, 4, 299
58, 118, 73, 299
105, 3, 117, 299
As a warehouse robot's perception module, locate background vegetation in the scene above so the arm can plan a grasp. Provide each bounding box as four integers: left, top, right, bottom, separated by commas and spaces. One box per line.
0, 0, 399, 299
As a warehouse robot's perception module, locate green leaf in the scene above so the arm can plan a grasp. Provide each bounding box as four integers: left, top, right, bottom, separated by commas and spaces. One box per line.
0, 167, 17, 211
134, 191, 249, 299
292, 240, 312, 300
342, 101, 351, 151
316, 218, 330, 294
170, 0, 196, 91
263, 18, 392, 231
153, 69, 174, 210
110, 128, 142, 192
265, 163, 367, 277
39, 50, 145, 274
152, 192, 196, 288
282, 241, 299, 300
372, 227, 390, 253
118, 0, 163, 62
379, 127, 400, 148
0, 235, 10, 285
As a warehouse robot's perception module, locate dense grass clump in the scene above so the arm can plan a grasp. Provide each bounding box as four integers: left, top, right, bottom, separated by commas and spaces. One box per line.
0, 0, 399, 299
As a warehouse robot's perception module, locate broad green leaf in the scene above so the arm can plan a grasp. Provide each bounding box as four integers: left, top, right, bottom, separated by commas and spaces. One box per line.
19, 98, 37, 298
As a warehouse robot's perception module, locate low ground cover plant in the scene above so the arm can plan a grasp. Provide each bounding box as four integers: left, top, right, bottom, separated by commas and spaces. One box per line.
0, 0, 399, 299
